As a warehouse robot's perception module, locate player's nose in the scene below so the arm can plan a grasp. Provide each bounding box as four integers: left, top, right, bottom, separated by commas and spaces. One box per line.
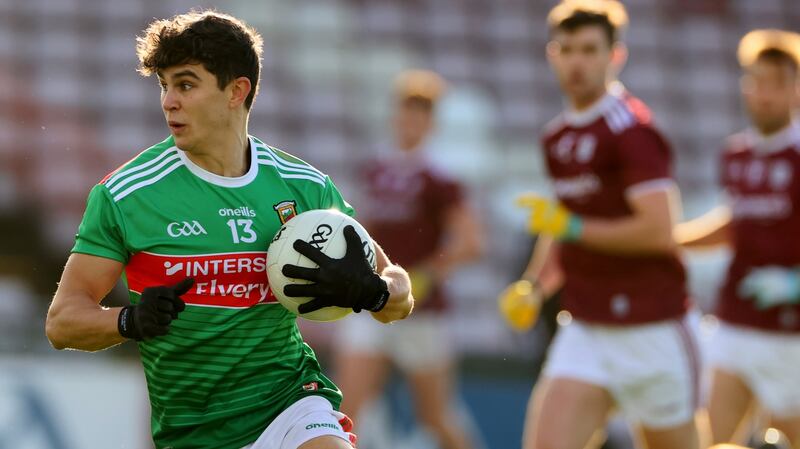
162, 89, 180, 111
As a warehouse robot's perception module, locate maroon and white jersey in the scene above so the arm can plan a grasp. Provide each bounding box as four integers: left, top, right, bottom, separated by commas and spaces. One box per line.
542, 87, 688, 325
718, 123, 800, 332
358, 150, 464, 313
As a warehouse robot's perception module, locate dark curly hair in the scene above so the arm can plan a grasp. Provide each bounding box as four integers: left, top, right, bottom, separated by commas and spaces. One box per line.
756, 47, 799, 74
136, 10, 263, 109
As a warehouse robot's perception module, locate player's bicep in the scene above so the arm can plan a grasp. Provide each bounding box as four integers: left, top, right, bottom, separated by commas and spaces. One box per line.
443, 200, 483, 256
55, 253, 124, 306
626, 183, 681, 230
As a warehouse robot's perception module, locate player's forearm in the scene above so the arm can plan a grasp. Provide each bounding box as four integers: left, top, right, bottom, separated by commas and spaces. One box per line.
46, 296, 126, 351
425, 234, 483, 279
674, 206, 732, 248
522, 237, 563, 297
371, 265, 413, 323
427, 204, 484, 278
578, 216, 676, 255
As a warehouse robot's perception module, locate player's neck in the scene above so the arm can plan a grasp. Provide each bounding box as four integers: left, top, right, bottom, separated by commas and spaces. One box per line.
754, 117, 793, 137
183, 128, 250, 178
397, 136, 425, 152
568, 88, 607, 112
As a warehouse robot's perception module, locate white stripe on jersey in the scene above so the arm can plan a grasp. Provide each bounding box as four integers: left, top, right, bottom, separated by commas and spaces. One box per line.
605, 101, 636, 134
108, 152, 182, 194
141, 250, 267, 257
255, 145, 326, 180
605, 105, 623, 132
254, 149, 326, 183
626, 178, 677, 198
112, 160, 185, 202
255, 158, 326, 186
105, 147, 180, 190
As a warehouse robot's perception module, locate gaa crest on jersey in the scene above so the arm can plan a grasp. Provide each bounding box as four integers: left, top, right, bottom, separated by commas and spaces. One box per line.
273, 200, 297, 224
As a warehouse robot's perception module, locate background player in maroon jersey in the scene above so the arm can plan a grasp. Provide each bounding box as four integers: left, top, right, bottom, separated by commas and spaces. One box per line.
676, 29, 800, 447
500, 1, 701, 448
333, 70, 483, 449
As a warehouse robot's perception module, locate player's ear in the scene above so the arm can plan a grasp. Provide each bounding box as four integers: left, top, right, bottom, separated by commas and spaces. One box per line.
545, 40, 560, 66
611, 42, 628, 73
229, 76, 252, 109
794, 76, 800, 109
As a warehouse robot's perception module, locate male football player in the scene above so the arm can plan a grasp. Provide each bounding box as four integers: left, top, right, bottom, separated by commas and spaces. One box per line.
676, 29, 800, 447
501, 1, 701, 448
45, 10, 412, 449
334, 69, 483, 449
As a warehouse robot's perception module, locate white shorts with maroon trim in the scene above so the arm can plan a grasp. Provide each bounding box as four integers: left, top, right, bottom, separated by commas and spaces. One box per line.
543, 312, 701, 429
241, 396, 356, 449
707, 323, 800, 418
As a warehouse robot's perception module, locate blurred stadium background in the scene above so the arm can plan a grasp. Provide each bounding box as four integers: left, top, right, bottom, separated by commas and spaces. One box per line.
1, 0, 799, 448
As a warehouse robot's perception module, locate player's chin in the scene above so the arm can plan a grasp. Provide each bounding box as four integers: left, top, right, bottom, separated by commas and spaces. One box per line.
171, 132, 191, 148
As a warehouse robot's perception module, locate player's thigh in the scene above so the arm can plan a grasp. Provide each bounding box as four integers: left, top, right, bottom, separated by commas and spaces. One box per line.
524, 376, 614, 449
638, 419, 700, 449
334, 350, 389, 416
708, 368, 754, 444
334, 316, 391, 416
406, 362, 454, 425
297, 435, 353, 449
390, 314, 452, 373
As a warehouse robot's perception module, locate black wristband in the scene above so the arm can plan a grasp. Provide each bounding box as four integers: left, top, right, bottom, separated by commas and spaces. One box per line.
367, 277, 390, 312
118, 306, 140, 341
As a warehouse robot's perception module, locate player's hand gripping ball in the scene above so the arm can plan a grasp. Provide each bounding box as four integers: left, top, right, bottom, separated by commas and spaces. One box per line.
267, 209, 383, 321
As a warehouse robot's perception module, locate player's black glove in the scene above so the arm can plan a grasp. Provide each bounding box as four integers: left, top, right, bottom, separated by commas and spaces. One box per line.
118, 277, 194, 341
282, 225, 389, 314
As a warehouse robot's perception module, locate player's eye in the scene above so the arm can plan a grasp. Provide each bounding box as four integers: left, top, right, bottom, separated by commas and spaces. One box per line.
180, 82, 193, 91
159, 83, 167, 92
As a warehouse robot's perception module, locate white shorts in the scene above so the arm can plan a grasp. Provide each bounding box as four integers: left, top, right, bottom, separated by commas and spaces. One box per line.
242, 396, 353, 449
543, 313, 701, 429
336, 312, 450, 372
706, 323, 800, 418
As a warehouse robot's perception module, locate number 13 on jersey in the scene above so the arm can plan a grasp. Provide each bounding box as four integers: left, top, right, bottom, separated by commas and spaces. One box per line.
227, 219, 257, 243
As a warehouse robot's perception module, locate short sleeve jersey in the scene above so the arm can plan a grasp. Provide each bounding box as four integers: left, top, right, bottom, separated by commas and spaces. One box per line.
73, 135, 354, 449
358, 153, 464, 312
541, 88, 688, 324
718, 123, 800, 332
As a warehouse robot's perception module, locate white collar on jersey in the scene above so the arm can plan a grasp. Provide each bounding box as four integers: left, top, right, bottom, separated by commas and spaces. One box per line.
563, 81, 625, 127
746, 121, 800, 154
176, 136, 260, 188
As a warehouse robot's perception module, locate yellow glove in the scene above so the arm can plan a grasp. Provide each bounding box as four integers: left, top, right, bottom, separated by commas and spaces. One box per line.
516, 194, 582, 241
408, 268, 435, 304
498, 280, 543, 332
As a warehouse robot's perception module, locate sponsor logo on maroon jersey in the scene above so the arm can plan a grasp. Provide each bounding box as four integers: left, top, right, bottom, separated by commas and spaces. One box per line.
730, 193, 792, 220
126, 251, 276, 308
553, 173, 602, 200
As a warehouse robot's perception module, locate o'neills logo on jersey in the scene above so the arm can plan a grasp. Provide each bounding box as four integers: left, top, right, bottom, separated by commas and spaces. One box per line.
218, 206, 257, 218
126, 251, 277, 308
